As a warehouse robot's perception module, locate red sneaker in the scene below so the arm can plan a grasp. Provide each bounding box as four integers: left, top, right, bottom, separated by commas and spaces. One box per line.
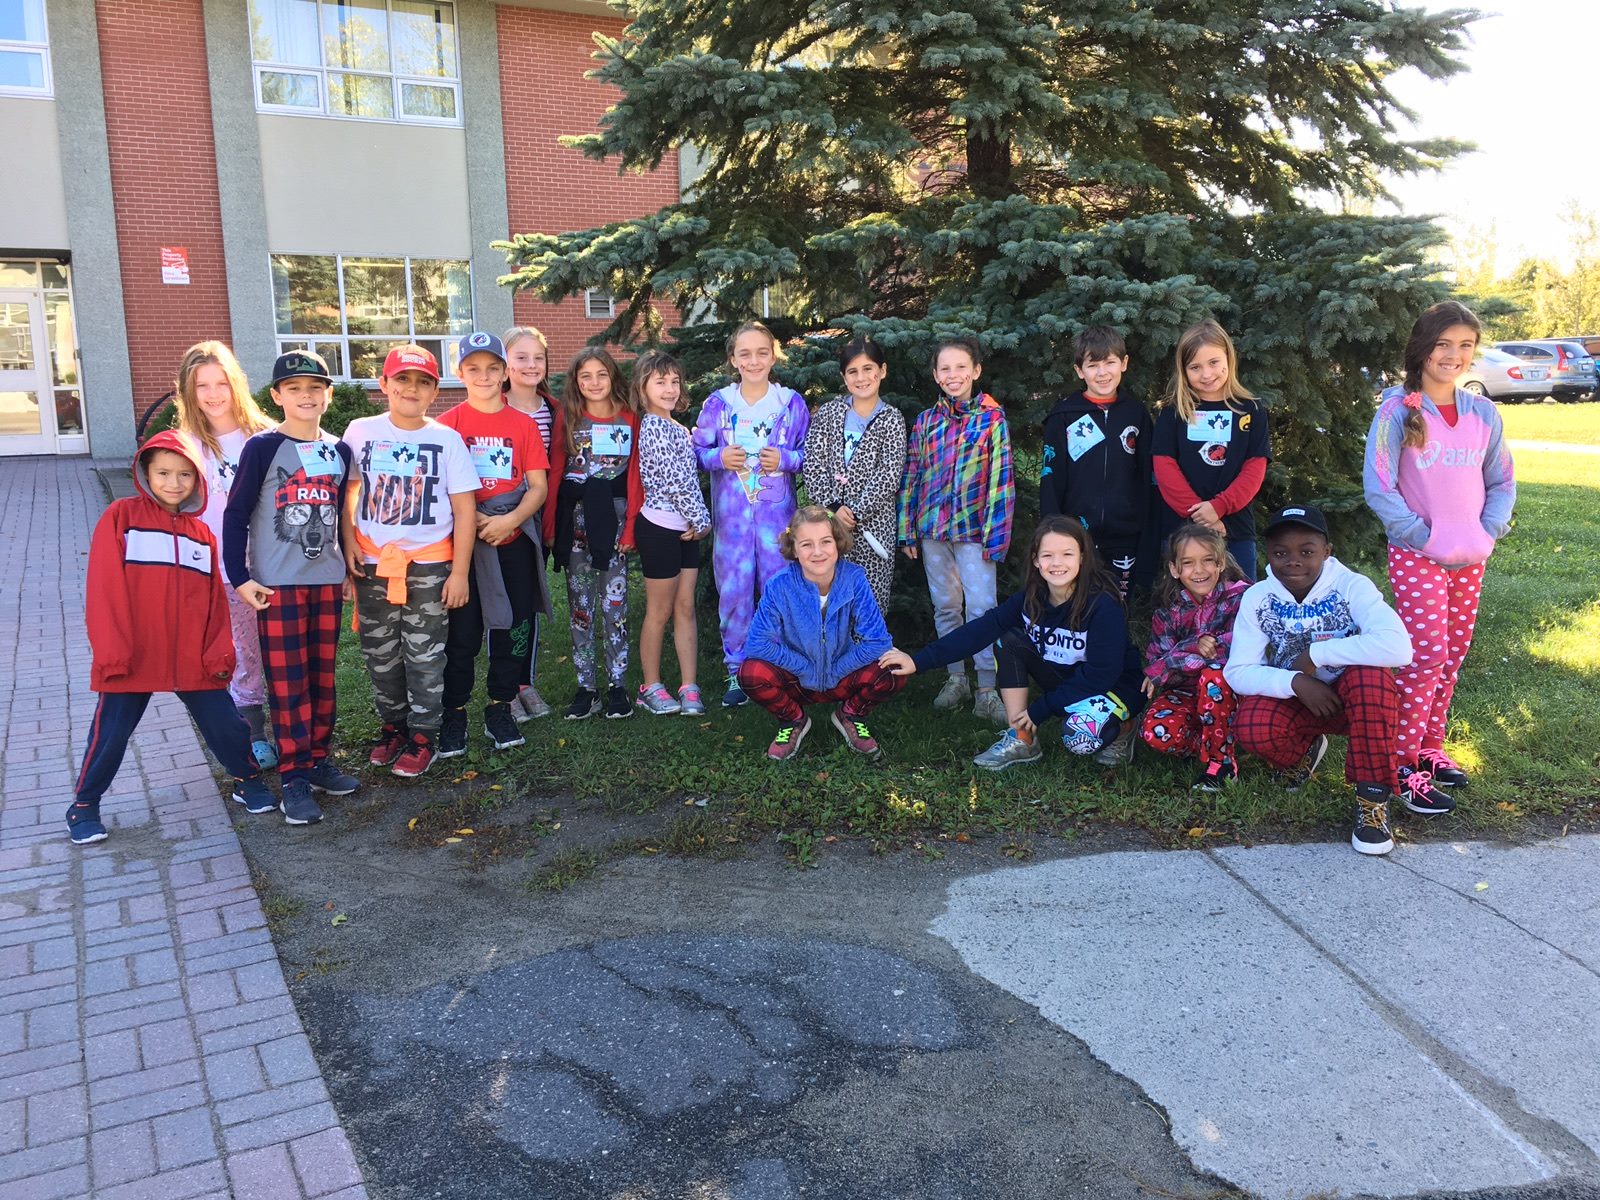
830, 711, 882, 760
391, 734, 436, 778
766, 716, 812, 761
368, 724, 409, 767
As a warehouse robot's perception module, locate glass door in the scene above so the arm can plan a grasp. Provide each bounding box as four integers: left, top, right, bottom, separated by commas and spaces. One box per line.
0, 290, 55, 456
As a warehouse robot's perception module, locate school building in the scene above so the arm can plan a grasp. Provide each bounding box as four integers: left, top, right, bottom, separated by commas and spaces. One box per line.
0, 0, 683, 459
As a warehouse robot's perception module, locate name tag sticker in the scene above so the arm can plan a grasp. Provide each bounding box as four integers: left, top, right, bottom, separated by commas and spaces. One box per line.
371, 440, 420, 477
1186, 412, 1234, 443
295, 440, 341, 477
470, 441, 514, 482
1066, 415, 1105, 462
590, 423, 633, 457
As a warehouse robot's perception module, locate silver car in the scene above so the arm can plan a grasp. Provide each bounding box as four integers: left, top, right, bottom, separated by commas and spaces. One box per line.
1494, 340, 1597, 400
1459, 347, 1551, 402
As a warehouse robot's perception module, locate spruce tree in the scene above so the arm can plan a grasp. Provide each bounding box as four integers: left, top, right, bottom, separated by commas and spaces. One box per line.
499, 0, 1477, 560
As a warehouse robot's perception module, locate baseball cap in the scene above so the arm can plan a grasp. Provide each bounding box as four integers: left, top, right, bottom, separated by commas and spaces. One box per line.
381, 344, 440, 381
456, 330, 506, 366
271, 349, 332, 386
1263, 503, 1330, 538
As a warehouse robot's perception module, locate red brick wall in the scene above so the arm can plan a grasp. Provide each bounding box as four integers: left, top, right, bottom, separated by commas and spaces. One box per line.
97, 0, 231, 420
495, 5, 682, 371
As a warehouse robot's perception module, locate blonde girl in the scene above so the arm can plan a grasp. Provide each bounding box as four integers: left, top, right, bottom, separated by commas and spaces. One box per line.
1151, 319, 1271, 578
502, 325, 558, 719
172, 341, 276, 765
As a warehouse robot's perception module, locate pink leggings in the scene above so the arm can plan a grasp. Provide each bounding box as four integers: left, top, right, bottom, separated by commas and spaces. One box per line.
1387, 545, 1484, 764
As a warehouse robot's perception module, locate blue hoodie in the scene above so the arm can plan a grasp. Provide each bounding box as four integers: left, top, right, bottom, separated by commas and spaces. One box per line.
743, 561, 891, 690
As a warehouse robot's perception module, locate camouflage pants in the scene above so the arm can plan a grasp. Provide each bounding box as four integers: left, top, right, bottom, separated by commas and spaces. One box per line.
355, 564, 450, 736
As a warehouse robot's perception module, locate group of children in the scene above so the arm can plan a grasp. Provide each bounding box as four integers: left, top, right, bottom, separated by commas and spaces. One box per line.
70, 301, 1512, 857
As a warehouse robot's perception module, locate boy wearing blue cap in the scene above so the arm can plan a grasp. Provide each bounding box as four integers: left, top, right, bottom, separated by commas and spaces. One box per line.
436, 332, 552, 756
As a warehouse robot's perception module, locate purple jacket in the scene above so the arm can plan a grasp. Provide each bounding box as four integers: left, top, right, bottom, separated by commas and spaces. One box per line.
692, 384, 810, 516
1143, 579, 1249, 688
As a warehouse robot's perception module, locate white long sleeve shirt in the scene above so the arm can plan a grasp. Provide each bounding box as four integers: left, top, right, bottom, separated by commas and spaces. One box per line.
1223, 556, 1412, 700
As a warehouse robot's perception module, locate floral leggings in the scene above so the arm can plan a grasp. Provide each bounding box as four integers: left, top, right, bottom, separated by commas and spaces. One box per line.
566, 498, 630, 691
1140, 666, 1237, 766
1388, 545, 1486, 764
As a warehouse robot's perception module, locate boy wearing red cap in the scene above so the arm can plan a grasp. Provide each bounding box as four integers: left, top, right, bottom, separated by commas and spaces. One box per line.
339, 344, 478, 778
223, 349, 358, 826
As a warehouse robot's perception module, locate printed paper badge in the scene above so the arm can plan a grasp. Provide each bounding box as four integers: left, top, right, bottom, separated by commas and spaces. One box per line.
1186, 410, 1234, 444
470, 440, 515, 484
371, 440, 422, 477
295, 439, 342, 477
590, 423, 633, 458
1066, 415, 1105, 462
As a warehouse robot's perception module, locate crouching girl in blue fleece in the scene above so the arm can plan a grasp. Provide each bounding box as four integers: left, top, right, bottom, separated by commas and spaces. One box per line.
737, 506, 906, 761
880, 516, 1144, 770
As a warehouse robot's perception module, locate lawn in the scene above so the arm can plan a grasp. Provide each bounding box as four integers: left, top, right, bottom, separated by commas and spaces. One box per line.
1497, 399, 1600, 446
324, 405, 1600, 863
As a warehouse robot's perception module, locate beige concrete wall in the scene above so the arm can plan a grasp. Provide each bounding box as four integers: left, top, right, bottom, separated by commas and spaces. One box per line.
0, 98, 70, 249
258, 115, 472, 257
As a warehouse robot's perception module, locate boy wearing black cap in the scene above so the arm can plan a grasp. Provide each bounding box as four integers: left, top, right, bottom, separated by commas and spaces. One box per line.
436, 331, 551, 757
1224, 504, 1447, 856
222, 350, 358, 826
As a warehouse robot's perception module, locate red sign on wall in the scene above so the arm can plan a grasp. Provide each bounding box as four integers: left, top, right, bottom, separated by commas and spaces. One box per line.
160, 247, 190, 286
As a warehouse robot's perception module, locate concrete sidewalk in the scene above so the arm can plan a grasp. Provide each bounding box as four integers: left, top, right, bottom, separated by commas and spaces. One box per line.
0, 457, 367, 1199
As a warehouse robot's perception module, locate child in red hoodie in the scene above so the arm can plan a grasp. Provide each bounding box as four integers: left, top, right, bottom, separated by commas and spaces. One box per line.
68, 431, 273, 844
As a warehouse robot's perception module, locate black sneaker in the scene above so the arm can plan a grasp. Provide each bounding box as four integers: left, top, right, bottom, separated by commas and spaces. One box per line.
1278, 734, 1330, 792
1417, 747, 1470, 788
604, 685, 633, 719
1399, 766, 1455, 816
438, 707, 469, 758
231, 777, 278, 814
307, 762, 360, 796
280, 780, 323, 826
1351, 784, 1394, 856
1192, 759, 1239, 793
484, 702, 525, 750
566, 688, 600, 720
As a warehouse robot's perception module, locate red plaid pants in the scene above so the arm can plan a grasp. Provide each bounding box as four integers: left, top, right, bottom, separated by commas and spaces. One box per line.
1140, 667, 1237, 765
736, 659, 905, 724
1234, 665, 1400, 786
257, 583, 344, 778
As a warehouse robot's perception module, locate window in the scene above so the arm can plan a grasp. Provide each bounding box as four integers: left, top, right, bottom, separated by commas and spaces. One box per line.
0, 0, 51, 95
584, 289, 616, 320
271, 253, 473, 381
249, 0, 459, 124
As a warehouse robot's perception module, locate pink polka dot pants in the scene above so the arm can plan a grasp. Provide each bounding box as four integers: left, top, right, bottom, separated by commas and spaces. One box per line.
1387, 545, 1485, 765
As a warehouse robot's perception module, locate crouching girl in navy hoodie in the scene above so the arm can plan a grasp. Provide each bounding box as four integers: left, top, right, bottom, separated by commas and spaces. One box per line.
738, 507, 905, 761
880, 516, 1144, 771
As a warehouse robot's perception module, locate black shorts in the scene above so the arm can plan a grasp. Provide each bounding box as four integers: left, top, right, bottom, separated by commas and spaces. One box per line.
635, 513, 703, 579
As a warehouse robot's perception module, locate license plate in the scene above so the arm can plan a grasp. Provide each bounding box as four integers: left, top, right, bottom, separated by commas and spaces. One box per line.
1526, 368, 1548, 379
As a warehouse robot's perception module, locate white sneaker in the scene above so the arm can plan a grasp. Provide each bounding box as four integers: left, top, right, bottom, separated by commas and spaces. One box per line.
933, 674, 972, 710
971, 688, 1008, 725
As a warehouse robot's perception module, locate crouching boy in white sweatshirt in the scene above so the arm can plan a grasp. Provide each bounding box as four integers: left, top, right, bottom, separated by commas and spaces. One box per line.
1225, 505, 1451, 856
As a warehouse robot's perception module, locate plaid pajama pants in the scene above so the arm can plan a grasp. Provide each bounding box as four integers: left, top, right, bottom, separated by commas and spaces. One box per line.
1140, 666, 1237, 766
256, 583, 343, 781
1234, 665, 1400, 786
736, 659, 905, 724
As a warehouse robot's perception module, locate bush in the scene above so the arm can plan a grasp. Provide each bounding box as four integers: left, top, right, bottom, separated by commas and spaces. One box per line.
253, 382, 383, 437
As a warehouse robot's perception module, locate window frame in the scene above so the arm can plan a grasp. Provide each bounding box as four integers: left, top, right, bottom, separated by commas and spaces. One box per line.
271, 251, 475, 385
0, 0, 53, 98
249, 0, 461, 127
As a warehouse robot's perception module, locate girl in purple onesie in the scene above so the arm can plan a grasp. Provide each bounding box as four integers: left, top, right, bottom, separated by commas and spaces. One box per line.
693, 321, 811, 707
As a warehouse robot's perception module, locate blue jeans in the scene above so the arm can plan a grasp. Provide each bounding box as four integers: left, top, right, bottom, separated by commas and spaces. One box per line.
1228, 536, 1258, 582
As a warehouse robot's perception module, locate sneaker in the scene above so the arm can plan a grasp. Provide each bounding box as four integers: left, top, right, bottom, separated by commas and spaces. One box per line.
722, 674, 749, 708
307, 762, 360, 796
766, 716, 812, 761
605, 685, 634, 719
971, 688, 1008, 726
565, 688, 600, 720
1351, 784, 1395, 855
1278, 734, 1330, 792
933, 674, 972, 711
485, 702, 526, 750
1193, 759, 1239, 792
391, 734, 436, 778
637, 682, 681, 715
678, 684, 706, 716
1417, 747, 1469, 789
65, 800, 108, 845
831, 711, 882, 760
231, 777, 278, 815
1094, 723, 1137, 767
1399, 766, 1456, 816
368, 723, 409, 767
973, 729, 1044, 771
438, 707, 469, 758
251, 739, 279, 770
513, 686, 552, 722
280, 780, 323, 826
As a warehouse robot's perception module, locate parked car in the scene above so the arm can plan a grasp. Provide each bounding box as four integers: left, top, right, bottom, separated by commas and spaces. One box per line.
1459, 347, 1551, 402
1494, 340, 1597, 400
1551, 334, 1600, 358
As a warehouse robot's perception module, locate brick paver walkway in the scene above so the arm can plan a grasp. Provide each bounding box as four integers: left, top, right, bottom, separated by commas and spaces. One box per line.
0, 458, 368, 1199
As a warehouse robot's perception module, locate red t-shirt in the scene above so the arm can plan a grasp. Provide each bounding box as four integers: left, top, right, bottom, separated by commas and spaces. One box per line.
437, 402, 550, 542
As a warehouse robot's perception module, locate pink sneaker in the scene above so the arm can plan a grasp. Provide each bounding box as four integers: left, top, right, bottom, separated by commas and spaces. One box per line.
831, 711, 882, 760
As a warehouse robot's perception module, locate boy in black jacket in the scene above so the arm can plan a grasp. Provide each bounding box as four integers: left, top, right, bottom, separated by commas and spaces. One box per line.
1039, 326, 1154, 598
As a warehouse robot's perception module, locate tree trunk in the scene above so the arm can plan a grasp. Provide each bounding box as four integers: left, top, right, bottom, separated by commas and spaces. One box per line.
965, 125, 1013, 199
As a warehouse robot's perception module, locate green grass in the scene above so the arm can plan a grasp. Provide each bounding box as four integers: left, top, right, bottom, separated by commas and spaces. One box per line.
1497, 400, 1600, 446
324, 407, 1600, 854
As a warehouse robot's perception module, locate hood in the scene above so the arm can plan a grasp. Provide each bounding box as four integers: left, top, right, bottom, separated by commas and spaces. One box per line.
134, 430, 207, 515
